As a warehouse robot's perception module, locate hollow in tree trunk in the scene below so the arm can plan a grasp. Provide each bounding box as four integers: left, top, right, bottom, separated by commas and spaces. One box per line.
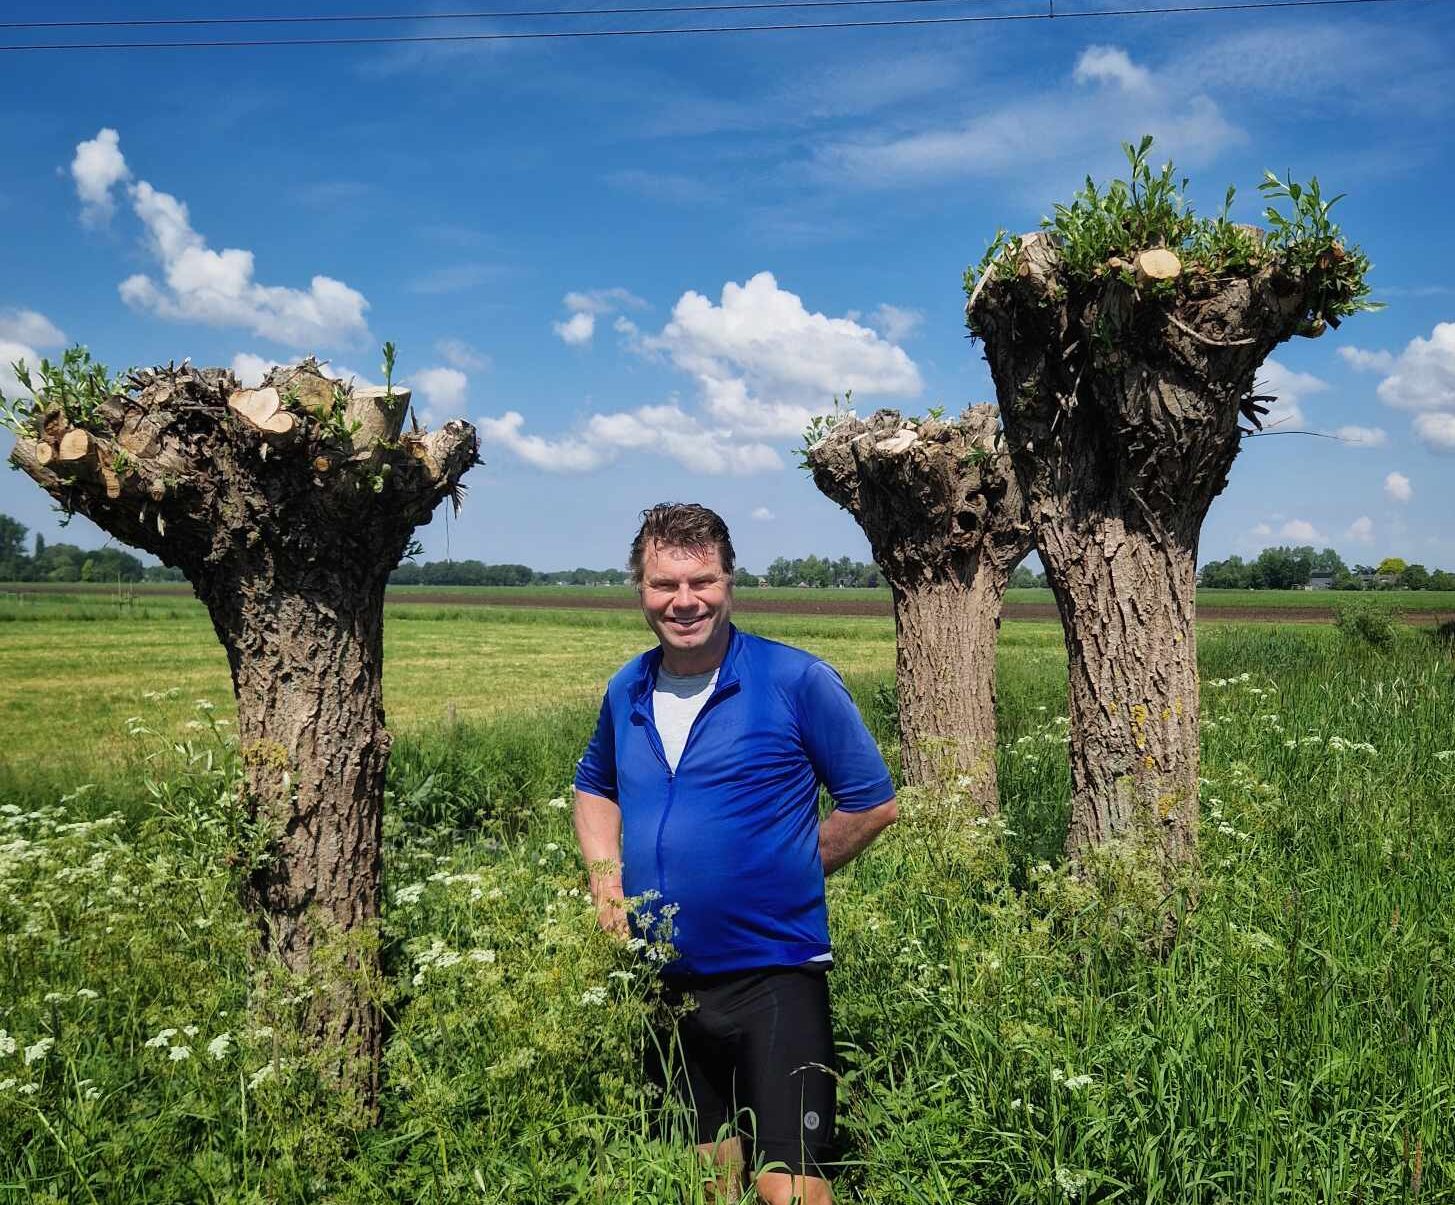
806, 406, 1031, 810
968, 232, 1333, 881
10, 359, 478, 1117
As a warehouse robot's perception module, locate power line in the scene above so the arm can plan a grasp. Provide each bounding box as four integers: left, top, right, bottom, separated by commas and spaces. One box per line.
0, 0, 1009, 27
0, 0, 1043, 32
0, 0, 1418, 50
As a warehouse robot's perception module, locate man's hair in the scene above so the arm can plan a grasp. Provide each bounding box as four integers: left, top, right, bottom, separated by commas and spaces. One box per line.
629, 503, 736, 585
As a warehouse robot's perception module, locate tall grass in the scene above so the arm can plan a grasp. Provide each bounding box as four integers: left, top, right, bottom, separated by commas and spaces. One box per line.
1, 625, 1452, 1201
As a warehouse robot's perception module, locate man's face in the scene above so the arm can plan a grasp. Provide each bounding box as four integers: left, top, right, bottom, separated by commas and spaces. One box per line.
638, 541, 733, 666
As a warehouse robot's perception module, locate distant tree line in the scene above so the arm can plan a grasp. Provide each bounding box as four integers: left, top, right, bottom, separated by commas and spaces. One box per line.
389, 560, 632, 587
757, 555, 881, 587
1199, 545, 1455, 591
0, 513, 183, 583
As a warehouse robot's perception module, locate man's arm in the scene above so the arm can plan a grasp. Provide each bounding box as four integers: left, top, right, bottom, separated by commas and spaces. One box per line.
573, 788, 628, 935
819, 797, 897, 875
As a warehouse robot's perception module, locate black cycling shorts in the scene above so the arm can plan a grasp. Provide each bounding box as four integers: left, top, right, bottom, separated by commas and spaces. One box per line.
647, 964, 837, 1179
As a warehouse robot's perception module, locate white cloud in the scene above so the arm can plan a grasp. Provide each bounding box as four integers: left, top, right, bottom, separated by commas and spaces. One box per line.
492, 273, 920, 477
1251, 522, 1273, 537
552, 288, 646, 346
563, 287, 646, 316
1073, 45, 1154, 94
1256, 359, 1328, 430
553, 311, 595, 346
0, 308, 66, 348
478, 405, 783, 476
1279, 519, 1324, 542
1413, 411, 1455, 453
71, 128, 130, 227
643, 271, 922, 438
477, 411, 608, 472
0, 341, 38, 400
230, 353, 279, 388
751, 506, 775, 521
1331, 425, 1388, 448
1374, 322, 1455, 413
436, 338, 490, 372
1384, 471, 1413, 503
868, 303, 923, 344
0, 307, 66, 399
813, 46, 1241, 186
1346, 516, 1375, 544
71, 128, 370, 350
409, 366, 468, 422
1338, 346, 1395, 373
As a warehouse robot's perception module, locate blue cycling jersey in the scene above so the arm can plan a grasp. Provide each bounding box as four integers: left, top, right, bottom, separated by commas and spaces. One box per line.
574, 625, 894, 975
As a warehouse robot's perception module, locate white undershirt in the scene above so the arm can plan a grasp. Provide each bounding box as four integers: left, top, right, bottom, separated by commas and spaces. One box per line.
653, 665, 718, 772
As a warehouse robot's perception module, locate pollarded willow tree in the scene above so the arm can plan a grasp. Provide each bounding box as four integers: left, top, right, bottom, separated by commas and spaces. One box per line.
805, 405, 1031, 811
4, 349, 478, 1113
965, 138, 1374, 882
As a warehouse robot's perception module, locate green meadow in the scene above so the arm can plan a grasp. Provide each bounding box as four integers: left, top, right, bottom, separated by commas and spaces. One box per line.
2, 595, 1454, 1202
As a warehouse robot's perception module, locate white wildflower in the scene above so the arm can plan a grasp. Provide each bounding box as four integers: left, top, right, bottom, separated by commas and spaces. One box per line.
18, 1082, 38, 1096
0, 1031, 16, 1056
182, 1025, 199, 1037
168, 1045, 192, 1061
0, 1078, 16, 1092
1055, 1167, 1088, 1198
23, 1037, 53, 1065
1063, 1073, 1093, 1091
1435, 750, 1455, 763
608, 970, 634, 982
144, 1028, 177, 1049
247, 1063, 275, 1090
468, 949, 497, 964
207, 1033, 232, 1061
75, 988, 99, 1000
548, 797, 569, 809
580, 986, 609, 1007
193, 699, 215, 712
43, 992, 66, 1003
83, 1085, 102, 1101
394, 883, 426, 906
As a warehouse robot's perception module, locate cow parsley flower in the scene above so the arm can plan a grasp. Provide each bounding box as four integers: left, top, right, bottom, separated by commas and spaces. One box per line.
207, 1033, 232, 1061
168, 1045, 192, 1061
24, 1037, 53, 1065
580, 986, 608, 1007
144, 1029, 178, 1049
0, 1031, 17, 1056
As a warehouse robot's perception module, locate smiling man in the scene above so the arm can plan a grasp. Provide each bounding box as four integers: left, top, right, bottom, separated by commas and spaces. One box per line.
572, 502, 897, 1204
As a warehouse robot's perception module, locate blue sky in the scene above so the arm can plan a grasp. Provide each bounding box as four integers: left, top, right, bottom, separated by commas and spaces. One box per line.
2, 0, 1453, 574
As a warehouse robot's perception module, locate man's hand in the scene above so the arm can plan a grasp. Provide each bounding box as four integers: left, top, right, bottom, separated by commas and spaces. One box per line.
575, 789, 629, 938
593, 882, 630, 938
819, 797, 898, 875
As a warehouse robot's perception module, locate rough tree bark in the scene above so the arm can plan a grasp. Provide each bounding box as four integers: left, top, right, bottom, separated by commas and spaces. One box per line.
967, 233, 1327, 880
805, 406, 1031, 811
9, 359, 478, 1114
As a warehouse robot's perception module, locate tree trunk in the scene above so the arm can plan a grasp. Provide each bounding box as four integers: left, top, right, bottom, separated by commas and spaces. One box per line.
9, 358, 478, 1117
968, 231, 1321, 882
1039, 516, 1200, 868
202, 575, 391, 1101
891, 563, 1007, 806
806, 406, 1031, 811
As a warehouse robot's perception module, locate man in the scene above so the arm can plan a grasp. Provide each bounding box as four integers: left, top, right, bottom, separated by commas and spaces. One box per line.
573, 502, 898, 1205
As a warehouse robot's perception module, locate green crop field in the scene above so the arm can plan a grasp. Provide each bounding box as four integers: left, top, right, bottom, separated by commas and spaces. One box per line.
2, 598, 1454, 1201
